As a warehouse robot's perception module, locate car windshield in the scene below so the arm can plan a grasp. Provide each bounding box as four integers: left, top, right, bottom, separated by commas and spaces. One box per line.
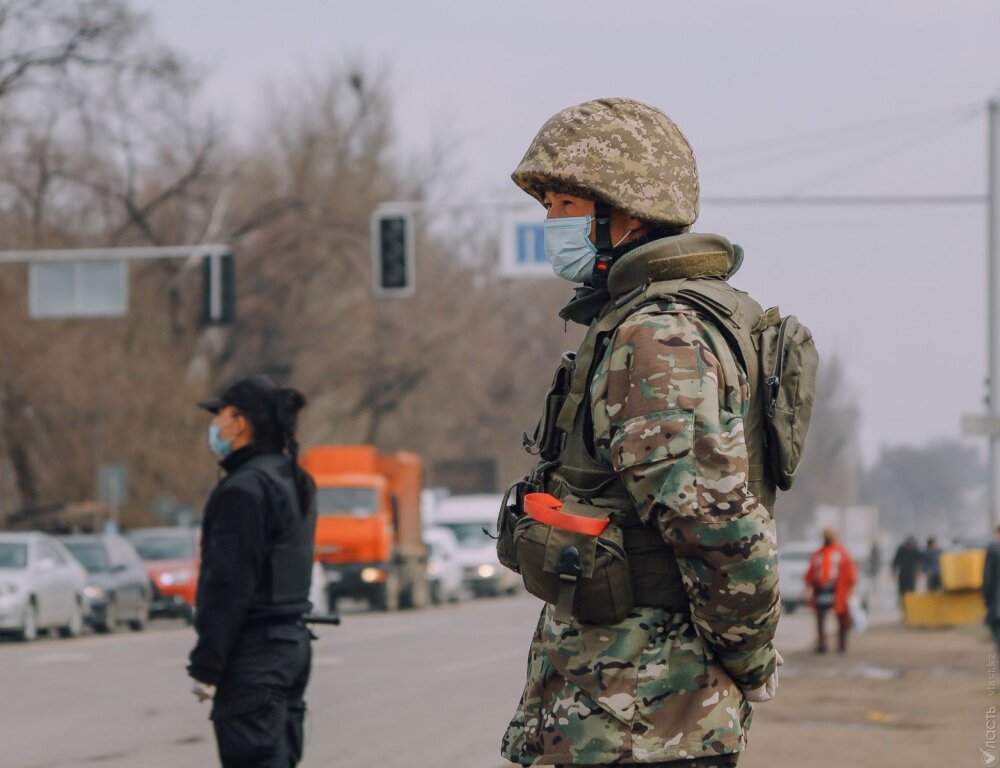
439, 522, 492, 547
0, 542, 27, 569
128, 532, 195, 561
63, 542, 110, 573
316, 488, 378, 518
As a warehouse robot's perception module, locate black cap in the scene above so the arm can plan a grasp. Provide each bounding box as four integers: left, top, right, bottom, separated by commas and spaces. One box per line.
198, 374, 280, 417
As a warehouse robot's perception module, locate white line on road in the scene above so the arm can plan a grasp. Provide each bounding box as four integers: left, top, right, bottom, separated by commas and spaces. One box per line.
433, 648, 526, 674
27, 651, 92, 664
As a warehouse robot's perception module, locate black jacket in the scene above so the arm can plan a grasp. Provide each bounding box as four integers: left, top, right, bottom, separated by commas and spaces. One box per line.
188, 443, 316, 685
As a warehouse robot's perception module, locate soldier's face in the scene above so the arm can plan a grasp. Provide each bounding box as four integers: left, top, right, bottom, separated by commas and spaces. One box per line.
542, 191, 647, 247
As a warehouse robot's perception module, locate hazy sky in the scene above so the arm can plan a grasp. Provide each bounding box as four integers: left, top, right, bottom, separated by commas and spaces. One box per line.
133, 0, 1000, 464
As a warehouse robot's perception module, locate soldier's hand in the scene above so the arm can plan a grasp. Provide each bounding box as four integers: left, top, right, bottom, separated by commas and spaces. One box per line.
191, 681, 216, 703
744, 649, 783, 703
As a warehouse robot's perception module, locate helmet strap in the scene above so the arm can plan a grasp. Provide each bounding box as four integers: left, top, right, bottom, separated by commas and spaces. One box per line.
590, 200, 614, 288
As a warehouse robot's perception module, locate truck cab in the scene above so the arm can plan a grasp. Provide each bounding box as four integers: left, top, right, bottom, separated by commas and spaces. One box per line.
302, 446, 428, 612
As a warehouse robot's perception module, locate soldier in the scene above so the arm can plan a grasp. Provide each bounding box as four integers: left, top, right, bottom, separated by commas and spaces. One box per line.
188, 374, 317, 767
500, 99, 784, 768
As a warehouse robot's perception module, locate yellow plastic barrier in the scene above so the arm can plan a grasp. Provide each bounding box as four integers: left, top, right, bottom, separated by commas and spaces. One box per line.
940, 549, 986, 591
903, 590, 985, 628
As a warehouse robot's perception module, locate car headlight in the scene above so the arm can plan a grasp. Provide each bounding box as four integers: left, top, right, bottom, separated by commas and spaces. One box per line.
360, 567, 385, 583
0, 582, 18, 596
84, 586, 105, 600
477, 564, 496, 579
159, 570, 193, 587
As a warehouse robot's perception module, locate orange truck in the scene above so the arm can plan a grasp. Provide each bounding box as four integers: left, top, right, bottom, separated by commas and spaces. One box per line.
300, 445, 429, 612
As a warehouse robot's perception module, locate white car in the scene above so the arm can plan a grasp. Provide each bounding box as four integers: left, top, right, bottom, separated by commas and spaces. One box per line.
424, 526, 463, 604
431, 495, 521, 598
777, 541, 815, 614
0, 532, 88, 641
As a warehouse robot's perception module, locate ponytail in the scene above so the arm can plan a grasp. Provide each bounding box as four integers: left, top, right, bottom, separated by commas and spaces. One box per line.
274, 387, 315, 515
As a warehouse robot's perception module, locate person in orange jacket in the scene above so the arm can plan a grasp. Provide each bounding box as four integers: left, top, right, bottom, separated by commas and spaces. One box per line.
804, 528, 857, 653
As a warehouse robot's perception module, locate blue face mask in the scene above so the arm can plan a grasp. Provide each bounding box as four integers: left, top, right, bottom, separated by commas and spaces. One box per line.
543, 215, 597, 283
208, 423, 232, 459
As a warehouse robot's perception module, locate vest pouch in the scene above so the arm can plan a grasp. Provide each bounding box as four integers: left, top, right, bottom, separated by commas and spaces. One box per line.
496, 478, 532, 573
513, 494, 633, 624
758, 314, 818, 490
525, 353, 574, 462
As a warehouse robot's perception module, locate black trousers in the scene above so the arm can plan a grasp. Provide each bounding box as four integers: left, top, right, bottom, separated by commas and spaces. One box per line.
211, 622, 312, 768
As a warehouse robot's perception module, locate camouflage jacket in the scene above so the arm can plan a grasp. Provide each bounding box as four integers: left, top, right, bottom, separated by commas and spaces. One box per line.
502, 239, 780, 766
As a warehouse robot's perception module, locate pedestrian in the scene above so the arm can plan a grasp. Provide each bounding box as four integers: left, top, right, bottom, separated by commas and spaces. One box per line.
982, 526, 1000, 650
188, 374, 317, 768
804, 528, 857, 654
922, 536, 942, 591
498, 98, 804, 768
892, 535, 922, 604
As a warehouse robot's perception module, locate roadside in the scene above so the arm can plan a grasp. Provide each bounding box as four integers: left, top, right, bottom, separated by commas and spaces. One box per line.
742, 615, 990, 768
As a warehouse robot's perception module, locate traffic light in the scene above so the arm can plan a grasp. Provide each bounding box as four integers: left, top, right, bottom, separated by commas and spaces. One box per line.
371, 207, 415, 296
201, 250, 235, 324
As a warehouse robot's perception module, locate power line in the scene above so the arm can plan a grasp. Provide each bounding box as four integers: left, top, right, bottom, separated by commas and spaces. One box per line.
702, 194, 987, 206
703, 105, 984, 179
704, 101, 984, 158
785, 107, 985, 194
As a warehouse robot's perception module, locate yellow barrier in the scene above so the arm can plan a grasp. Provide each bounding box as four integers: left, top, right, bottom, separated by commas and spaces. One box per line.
940, 549, 986, 591
903, 590, 985, 628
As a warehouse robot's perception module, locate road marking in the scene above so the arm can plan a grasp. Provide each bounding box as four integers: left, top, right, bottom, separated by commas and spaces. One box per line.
433, 648, 525, 674
28, 652, 92, 664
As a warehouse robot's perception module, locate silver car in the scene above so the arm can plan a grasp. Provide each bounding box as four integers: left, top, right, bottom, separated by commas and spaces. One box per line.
0, 532, 88, 641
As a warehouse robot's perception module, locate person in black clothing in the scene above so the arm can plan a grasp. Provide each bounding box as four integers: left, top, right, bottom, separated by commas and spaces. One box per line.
188, 374, 317, 768
891, 536, 922, 605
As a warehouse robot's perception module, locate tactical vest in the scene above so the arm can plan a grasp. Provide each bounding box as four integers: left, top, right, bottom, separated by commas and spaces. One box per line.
241, 453, 317, 608
518, 233, 792, 615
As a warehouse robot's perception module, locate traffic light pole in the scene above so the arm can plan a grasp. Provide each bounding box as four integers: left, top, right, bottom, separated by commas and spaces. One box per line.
989, 99, 1000, 530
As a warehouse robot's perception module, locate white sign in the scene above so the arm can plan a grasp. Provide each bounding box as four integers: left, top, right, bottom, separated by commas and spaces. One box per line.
962, 413, 1000, 436
29, 260, 127, 318
499, 213, 551, 278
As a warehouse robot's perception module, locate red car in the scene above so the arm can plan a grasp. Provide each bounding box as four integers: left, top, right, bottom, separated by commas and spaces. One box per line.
126, 527, 199, 622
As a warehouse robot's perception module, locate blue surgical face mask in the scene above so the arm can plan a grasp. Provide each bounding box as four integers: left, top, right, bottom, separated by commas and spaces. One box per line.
543, 215, 597, 283
208, 423, 232, 459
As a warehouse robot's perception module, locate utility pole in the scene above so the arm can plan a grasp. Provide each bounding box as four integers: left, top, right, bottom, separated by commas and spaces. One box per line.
989, 99, 1000, 529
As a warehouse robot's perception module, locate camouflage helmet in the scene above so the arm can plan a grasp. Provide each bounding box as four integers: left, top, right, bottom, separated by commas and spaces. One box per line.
512, 97, 699, 229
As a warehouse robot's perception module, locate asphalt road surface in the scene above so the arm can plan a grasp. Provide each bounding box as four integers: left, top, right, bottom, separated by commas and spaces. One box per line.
0, 594, 817, 768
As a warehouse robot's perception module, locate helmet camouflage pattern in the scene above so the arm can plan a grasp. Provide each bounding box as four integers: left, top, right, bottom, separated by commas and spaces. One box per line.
512, 97, 699, 229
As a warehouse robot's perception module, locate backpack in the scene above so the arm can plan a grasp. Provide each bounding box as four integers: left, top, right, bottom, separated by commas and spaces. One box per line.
636, 277, 818, 507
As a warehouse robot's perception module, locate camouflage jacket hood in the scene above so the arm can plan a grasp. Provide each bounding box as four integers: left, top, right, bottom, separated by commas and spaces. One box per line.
560, 233, 741, 325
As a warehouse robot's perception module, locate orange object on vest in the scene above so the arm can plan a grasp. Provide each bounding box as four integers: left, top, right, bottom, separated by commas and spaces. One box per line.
523, 493, 609, 536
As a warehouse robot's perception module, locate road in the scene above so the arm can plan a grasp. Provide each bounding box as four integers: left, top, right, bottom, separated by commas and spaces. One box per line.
0, 594, 817, 768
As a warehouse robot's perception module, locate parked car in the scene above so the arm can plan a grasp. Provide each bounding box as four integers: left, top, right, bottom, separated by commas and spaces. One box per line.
424, 526, 463, 604
126, 527, 199, 622
777, 541, 815, 614
0, 532, 87, 641
60, 533, 150, 632
431, 495, 521, 598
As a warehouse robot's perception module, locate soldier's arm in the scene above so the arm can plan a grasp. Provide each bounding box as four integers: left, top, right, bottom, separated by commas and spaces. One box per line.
597, 307, 780, 691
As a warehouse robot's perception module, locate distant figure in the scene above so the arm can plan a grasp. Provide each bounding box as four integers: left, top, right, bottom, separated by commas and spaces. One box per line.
868, 540, 882, 579
982, 526, 1000, 650
922, 537, 943, 592
892, 536, 922, 603
805, 528, 857, 653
